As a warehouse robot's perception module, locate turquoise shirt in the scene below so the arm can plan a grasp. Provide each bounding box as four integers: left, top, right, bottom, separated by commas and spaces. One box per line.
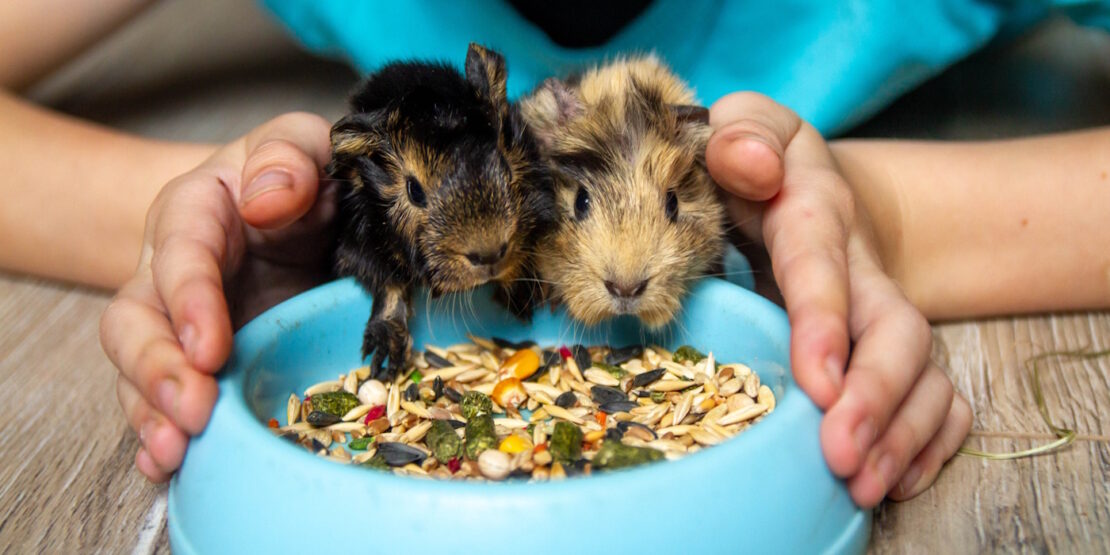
261, 0, 1108, 135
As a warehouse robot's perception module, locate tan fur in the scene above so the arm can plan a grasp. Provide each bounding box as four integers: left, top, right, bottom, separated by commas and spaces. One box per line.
522, 55, 724, 326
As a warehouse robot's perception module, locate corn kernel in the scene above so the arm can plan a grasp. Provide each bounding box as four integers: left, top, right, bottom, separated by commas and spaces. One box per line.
500, 348, 541, 380
491, 377, 528, 409
498, 434, 532, 455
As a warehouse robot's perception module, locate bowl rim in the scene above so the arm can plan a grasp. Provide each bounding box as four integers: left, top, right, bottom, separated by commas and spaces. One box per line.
217, 277, 804, 494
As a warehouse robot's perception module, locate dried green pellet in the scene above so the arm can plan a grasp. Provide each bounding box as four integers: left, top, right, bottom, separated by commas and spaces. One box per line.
310, 391, 360, 416
460, 391, 493, 420
465, 414, 497, 460
592, 440, 664, 470
549, 421, 583, 464
348, 437, 374, 450
426, 419, 462, 463
672, 345, 706, 364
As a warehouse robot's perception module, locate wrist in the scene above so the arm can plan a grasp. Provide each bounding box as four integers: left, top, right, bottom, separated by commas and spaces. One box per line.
828, 140, 909, 291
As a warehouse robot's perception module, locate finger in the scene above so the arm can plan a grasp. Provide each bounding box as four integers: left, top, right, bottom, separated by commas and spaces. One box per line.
118, 376, 188, 480
820, 289, 933, 476
707, 92, 801, 201
148, 179, 238, 374
101, 286, 220, 435
888, 392, 973, 501
136, 448, 171, 484
236, 112, 333, 230
845, 363, 955, 507
761, 171, 853, 410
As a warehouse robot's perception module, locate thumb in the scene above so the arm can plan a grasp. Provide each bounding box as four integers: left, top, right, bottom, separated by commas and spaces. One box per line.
236, 112, 334, 230
706, 92, 801, 202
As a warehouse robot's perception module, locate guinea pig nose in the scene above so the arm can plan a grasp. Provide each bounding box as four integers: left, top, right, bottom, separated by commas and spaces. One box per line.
604, 278, 649, 299
466, 249, 502, 267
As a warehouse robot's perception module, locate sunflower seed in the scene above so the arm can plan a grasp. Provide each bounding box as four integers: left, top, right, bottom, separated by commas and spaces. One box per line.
584, 369, 620, 386
744, 373, 760, 398
443, 387, 462, 403
286, 394, 301, 426
343, 371, 359, 395
425, 350, 453, 369
590, 385, 627, 405
304, 380, 341, 397
605, 345, 644, 366
717, 403, 768, 426
377, 442, 427, 467
598, 401, 639, 414
307, 410, 341, 427
648, 379, 693, 392
757, 385, 776, 411
631, 369, 666, 388
544, 404, 585, 425
555, 390, 578, 408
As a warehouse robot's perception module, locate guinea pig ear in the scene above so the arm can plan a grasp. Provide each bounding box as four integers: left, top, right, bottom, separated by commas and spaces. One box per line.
326, 112, 384, 160
519, 78, 583, 149
327, 111, 390, 185
669, 104, 710, 127
466, 43, 508, 108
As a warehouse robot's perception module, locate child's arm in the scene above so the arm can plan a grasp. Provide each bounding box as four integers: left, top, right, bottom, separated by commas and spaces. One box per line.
831, 130, 1110, 319
0, 91, 215, 287
0, 0, 215, 287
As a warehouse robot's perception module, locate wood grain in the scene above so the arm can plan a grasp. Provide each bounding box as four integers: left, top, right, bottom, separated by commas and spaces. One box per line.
0, 276, 165, 552
869, 314, 1110, 554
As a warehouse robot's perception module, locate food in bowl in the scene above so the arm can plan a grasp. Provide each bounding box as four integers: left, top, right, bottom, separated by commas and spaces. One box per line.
272, 336, 776, 481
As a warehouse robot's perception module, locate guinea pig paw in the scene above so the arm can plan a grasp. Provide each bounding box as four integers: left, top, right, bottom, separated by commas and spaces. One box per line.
363, 317, 412, 379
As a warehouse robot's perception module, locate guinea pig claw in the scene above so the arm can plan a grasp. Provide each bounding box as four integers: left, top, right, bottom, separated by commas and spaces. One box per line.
362, 317, 412, 379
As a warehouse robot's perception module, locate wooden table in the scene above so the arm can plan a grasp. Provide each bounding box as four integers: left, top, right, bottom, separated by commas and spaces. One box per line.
2, 2, 1108, 552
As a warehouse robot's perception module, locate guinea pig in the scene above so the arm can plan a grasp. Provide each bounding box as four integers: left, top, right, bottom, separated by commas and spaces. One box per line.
327, 43, 553, 379
520, 55, 725, 327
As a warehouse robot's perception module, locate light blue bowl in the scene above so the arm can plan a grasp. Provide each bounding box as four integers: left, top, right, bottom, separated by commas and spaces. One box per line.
169, 277, 870, 554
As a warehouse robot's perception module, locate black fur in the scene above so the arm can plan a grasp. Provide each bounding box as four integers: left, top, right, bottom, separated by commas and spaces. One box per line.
327, 44, 554, 378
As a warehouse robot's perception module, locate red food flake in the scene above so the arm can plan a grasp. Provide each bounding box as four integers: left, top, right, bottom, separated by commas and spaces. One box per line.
559, 346, 573, 360
595, 412, 607, 427
267, 418, 279, 429
447, 457, 461, 474
364, 405, 386, 424
533, 443, 548, 454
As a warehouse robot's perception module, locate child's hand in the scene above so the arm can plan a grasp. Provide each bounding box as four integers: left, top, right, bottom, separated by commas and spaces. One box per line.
99, 113, 337, 482
705, 93, 972, 507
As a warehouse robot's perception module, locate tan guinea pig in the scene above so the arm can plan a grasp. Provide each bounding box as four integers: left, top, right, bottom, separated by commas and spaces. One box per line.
520, 55, 725, 327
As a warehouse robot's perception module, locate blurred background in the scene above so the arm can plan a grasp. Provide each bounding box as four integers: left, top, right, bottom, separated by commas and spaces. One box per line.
27, 0, 1110, 147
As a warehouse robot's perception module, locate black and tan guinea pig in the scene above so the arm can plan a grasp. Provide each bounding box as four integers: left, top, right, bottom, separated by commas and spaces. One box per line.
520, 55, 725, 327
327, 43, 554, 379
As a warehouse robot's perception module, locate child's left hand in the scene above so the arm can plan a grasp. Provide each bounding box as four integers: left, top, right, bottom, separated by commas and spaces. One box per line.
705, 92, 972, 507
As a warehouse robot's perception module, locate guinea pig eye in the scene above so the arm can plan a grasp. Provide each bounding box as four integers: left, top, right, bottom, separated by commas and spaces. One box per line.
406, 176, 427, 208
574, 186, 591, 220
665, 190, 679, 222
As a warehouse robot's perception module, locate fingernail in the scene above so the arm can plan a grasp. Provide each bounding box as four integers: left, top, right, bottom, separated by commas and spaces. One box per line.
179, 323, 197, 363
897, 463, 923, 497
854, 416, 877, 457
876, 452, 898, 492
725, 130, 783, 157
242, 170, 292, 205
825, 355, 844, 391
158, 379, 180, 420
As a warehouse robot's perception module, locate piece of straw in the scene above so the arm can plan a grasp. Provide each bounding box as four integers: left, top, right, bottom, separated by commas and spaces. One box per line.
958, 348, 1109, 460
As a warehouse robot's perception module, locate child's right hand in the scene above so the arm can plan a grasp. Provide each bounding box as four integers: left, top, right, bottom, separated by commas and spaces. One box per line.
99, 112, 337, 482
705, 93, 972, 507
